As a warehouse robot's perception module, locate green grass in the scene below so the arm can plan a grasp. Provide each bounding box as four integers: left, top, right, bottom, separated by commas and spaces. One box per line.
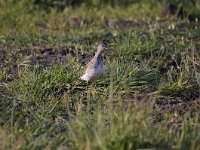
0, 0, 200, 149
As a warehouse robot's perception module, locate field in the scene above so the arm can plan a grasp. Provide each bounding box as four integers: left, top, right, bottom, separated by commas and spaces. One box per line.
0, 0, 200, 149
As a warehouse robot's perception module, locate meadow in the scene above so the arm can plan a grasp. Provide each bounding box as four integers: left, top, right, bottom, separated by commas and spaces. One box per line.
0, 0, 200, 149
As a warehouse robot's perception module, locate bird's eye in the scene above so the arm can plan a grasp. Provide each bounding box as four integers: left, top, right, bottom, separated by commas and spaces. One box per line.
102, 43, 107, 47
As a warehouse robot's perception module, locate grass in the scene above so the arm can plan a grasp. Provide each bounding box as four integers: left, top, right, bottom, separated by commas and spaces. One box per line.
0, 0, 200, 149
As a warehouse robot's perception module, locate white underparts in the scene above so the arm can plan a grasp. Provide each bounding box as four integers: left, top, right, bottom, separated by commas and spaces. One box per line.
80, 63, 103, 82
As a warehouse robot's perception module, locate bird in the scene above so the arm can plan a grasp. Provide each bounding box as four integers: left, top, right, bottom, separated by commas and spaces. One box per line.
80, 40, 108, 83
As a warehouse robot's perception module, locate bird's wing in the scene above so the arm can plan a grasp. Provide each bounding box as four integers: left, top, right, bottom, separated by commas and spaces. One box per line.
81, 57, 97, 74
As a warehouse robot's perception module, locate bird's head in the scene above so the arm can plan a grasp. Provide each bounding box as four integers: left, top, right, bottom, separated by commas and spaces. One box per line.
97, 40, 109, 51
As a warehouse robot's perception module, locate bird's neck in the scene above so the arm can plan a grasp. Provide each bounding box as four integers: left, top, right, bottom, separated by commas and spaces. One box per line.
94, 47, 103, 58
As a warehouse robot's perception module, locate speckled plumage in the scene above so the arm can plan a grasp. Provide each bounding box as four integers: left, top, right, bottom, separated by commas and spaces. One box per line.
80, 41, 108, 82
